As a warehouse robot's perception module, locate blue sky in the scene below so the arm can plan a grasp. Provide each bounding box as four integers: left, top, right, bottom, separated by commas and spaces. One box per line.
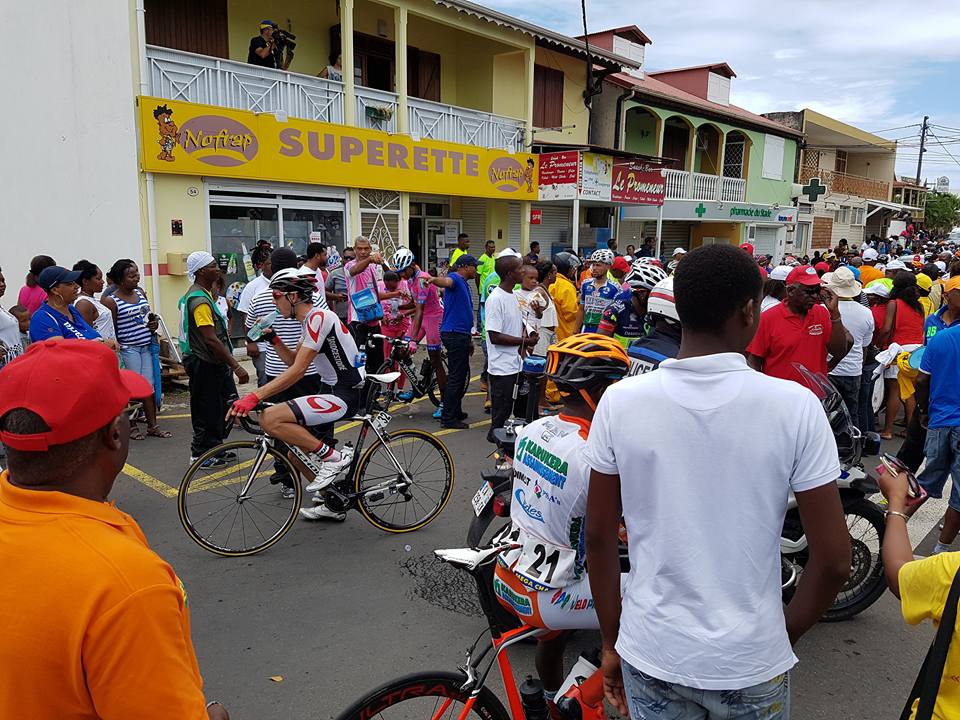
482, 0, 960, 191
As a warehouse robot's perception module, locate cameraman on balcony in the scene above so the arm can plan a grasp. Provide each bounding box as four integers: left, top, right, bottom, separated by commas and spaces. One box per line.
248, 20, 280, 69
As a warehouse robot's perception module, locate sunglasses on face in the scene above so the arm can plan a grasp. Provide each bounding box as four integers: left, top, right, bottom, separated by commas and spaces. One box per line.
796, 284, 823, 296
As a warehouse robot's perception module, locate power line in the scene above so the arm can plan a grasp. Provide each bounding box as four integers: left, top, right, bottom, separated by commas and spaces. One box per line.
927, 129, 960, 169
865, 123, 922, 134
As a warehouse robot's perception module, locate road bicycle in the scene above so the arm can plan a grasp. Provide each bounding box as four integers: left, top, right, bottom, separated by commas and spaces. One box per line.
177, 371, 455, 557
335, 539, 574, 720
373, 334, 462, 408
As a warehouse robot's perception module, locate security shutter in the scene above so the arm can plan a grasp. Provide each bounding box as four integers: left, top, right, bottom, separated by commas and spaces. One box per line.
460, 198, 487, 245
753, 226, 779, 258
508, 202, 521, 251
530, 204, 571, 257
658, 222, 693, 258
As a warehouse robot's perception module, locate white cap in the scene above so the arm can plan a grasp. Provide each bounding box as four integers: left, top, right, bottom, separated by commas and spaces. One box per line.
672, 247, 687, 257
864, 283, 890, 298
496, 248, 521, 259
886, 259, 907, 271
769, 265, 792, 281
862, 248, 879, 261
935, 260, 947, 273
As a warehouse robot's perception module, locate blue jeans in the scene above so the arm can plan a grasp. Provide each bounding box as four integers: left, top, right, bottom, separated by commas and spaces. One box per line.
119, 344, 155, 387
622, 661, 790, 720
918, 426, 960, 512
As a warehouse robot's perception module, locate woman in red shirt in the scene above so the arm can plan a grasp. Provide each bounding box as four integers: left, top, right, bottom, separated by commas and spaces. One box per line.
878, 272, 925, 439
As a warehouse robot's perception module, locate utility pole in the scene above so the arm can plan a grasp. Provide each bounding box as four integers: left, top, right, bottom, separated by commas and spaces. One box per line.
915, 115, 929, 186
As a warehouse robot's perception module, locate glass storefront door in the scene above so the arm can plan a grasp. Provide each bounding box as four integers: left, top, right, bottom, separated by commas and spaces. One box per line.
281, 207, 345, 257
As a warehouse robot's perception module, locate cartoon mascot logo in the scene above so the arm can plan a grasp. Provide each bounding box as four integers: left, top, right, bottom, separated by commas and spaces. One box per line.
154, 104, 178, 162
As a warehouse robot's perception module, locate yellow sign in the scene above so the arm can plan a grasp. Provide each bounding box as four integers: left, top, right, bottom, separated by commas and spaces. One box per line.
138, 97, 537, 200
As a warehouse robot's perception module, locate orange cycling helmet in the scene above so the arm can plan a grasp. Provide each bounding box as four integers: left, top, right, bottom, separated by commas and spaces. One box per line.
545, 333, 630, 410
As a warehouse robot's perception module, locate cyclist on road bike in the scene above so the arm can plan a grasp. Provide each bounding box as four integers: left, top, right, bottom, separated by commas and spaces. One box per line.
626, 275, 682, 376
597, 260, 667, 348
228, 267, 365, 521
493, 333, 629, 716
394, 248, 446, 415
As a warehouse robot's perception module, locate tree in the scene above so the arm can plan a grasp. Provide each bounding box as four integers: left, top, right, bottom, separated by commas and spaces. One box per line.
924, 192, 960, 234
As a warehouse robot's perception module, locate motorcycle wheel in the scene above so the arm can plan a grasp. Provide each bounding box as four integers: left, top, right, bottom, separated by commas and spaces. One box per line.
782, 499, 887, 622
467, 510, 510, 548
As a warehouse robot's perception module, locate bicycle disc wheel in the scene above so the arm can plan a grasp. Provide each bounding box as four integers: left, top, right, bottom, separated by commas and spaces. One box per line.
178, 440, 302, 557
355, 429, 454, 532
334, 671, 510, 720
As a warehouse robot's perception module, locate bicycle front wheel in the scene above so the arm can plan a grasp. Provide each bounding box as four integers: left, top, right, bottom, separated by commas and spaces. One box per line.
355, 429, 454, 532
334, 671, 510, 720
178, 440, 303, 557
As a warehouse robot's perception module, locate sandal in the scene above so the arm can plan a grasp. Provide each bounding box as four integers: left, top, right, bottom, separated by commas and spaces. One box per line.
130, 424, 146, 441
146, 425, 172, 439
879, 432, 894, 440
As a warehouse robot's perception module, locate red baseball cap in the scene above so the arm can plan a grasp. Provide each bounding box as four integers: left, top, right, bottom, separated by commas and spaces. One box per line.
612, 256, 630, 273
814, 261, 830, 273
0, 339, 153, 451
786, 265, 824, 286
739, 242, 755, 254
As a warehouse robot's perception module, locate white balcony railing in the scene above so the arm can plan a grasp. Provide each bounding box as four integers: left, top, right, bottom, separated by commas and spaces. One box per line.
146, 45, 344, 124
663, 169, 746, 203
355, 86, 399, 134
408, 97, 525, 153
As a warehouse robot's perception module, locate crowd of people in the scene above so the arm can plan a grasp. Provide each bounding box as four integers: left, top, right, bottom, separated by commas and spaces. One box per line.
2, 225, 960, 718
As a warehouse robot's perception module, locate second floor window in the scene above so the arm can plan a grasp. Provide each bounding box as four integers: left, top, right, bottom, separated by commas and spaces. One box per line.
533, 65, 564, 129
835, 150, 848, 174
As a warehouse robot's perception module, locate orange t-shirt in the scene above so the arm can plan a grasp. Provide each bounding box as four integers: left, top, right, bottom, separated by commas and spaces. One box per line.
0, 473, 208, 719
858, 265, 884, 286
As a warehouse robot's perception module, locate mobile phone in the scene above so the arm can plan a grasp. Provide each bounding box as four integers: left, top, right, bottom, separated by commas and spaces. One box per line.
877, 453, 926, 501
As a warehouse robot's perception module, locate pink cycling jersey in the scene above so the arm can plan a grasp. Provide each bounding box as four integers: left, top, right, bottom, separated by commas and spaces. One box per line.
412, 271, 443, 321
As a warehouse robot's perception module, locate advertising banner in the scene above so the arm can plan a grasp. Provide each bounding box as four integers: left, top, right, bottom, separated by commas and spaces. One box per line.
579, 153, 613, 201
537, 151, 580, 200
611, 160, 665, 206
138, 97, 538, 200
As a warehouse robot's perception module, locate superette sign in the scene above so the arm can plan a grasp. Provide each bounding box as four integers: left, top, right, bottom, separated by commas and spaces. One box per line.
537, 151, 664, 205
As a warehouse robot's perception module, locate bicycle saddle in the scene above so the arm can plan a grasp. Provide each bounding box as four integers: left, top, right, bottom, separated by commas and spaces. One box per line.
367, 371, 402, 384
435, 544, 513, 571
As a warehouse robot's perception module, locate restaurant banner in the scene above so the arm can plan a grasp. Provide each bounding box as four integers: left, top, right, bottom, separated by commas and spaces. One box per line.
611, 160, 666, 206
138, 97, 538, 200
537, 151, 579, 200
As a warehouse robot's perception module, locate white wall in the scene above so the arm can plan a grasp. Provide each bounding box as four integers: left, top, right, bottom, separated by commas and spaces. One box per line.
2, 0, 142, 290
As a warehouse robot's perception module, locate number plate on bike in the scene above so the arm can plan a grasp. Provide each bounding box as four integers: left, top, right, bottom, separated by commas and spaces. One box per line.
471, 481, 494, 516
372, 412, 391, 431
513, 536, 577, 590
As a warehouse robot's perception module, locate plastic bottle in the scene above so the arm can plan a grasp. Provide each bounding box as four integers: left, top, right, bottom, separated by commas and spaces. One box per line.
519, 676, 549, 720
246, 311, 277, 341
353, 350, 367, 369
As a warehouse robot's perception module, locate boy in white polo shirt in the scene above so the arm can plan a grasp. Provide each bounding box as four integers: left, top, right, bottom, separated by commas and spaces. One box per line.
584, 244, 852, 720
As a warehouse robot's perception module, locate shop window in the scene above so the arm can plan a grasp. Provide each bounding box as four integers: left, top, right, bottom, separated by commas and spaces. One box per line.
533, 65, 564, 129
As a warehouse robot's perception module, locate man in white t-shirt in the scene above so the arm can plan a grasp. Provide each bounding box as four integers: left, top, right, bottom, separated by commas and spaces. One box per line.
761, 264, 791, 313
484, 255, 537, 443
584, 244, 851, 720
822, 267, 875, 424
237, 254, 273, 386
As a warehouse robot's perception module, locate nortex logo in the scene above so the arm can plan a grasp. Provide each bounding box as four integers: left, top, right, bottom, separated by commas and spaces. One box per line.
488, 157, 534, 193
179, 115, 259, 167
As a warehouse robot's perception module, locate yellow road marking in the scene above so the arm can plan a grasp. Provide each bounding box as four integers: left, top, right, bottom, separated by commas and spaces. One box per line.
122, 463, 178, 498
434, 419, 491, 437
157, 413, 191, 419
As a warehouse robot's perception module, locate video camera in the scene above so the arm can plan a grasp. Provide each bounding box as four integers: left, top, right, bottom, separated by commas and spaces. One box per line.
269, 25, 297, 52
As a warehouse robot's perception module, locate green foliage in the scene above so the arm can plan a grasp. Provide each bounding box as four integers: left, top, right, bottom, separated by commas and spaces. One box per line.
924, 192, 960, 234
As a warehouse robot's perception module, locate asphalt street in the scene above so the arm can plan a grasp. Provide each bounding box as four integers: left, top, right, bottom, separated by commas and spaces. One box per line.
105, 357, 949, 720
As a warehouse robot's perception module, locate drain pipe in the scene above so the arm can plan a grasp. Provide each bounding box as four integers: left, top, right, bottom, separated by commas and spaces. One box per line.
135, 0, 162, 307
613, 89, 636, 150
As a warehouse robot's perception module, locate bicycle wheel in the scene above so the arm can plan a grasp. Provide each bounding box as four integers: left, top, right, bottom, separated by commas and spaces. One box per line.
178, 440, 303, 557
425, 351, 462, 407
355, 429, 454, 532
334, 671, 510, 720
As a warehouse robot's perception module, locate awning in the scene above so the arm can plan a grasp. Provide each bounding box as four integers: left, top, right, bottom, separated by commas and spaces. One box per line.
866, 199, 922, 218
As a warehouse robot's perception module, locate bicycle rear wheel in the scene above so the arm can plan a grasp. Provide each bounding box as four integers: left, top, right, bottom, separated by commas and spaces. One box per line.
355, 429, 454, 532
334, 671, 510, 720
178, 440, 302, 557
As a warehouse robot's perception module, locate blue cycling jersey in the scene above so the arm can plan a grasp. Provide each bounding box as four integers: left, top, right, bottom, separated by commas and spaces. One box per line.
627, 329, 681, 376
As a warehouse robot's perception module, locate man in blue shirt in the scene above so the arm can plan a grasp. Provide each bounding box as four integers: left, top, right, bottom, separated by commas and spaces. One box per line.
924, 276, 960, 342
429, 255, 478, 429
916, 320, 960, 554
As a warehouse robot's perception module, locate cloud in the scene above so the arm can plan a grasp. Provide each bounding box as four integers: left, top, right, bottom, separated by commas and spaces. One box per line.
480, 0, 960, 189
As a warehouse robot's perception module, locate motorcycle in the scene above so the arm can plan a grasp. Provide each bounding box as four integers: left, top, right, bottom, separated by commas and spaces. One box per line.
469, 365, 888, 622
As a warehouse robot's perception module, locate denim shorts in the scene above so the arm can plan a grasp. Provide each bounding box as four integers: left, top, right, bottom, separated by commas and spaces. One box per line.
918, 426, 960, 512
119, 344, 155, 387
622, 660, 790, 720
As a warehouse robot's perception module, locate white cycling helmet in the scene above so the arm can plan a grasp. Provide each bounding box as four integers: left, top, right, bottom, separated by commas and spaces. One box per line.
590, 248, 615, 265
623, 261, 668, 291
269, 266, 317, 296
392, 247, 416, 272
647, 276, 679, 323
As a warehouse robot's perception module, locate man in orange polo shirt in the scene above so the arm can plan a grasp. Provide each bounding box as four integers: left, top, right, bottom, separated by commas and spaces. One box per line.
0, 339, 229, 720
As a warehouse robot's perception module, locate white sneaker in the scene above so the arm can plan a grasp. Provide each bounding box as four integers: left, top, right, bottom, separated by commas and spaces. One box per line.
304, 449, 354, 492
299, 504, 346, 522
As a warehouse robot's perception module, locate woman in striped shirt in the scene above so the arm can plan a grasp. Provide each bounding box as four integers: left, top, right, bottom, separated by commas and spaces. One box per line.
107, 259, 170, 439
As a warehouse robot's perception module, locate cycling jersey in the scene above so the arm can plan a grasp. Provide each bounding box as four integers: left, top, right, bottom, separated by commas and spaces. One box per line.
626, 327, 681, 377
411, 270, 443, 350
579, 279, 620, 333
495, 414, 619, 630
300, 308, 366, 388
598, 290, 648, 347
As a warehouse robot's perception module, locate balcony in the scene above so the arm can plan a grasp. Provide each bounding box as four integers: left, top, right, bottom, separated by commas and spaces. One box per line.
664, 169, 746, 202
146, 46, 525, 152
799, 166, 890, 202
